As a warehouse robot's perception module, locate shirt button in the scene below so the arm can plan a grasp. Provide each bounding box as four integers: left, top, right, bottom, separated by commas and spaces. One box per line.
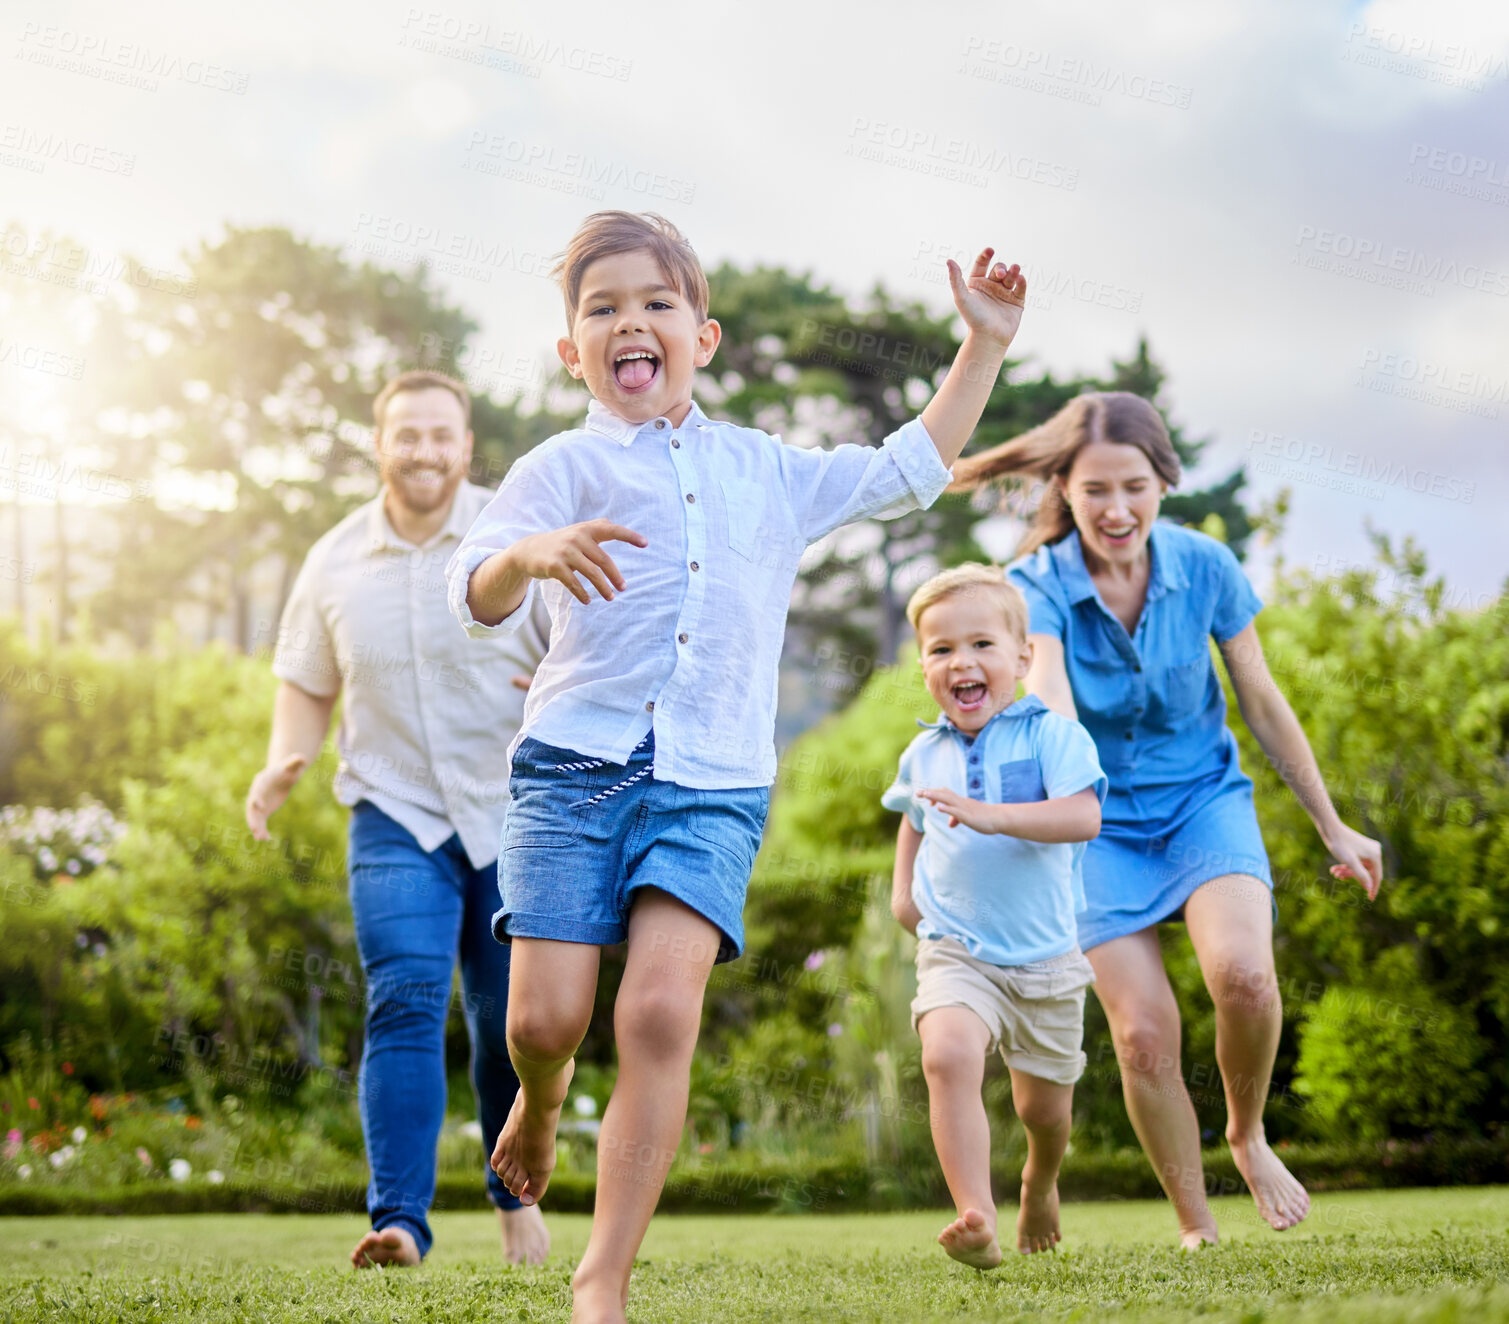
646, 701, 655, 712
678, 632, 689, 643
671, 438, 681, 448
689, 561, 700, 572
655, 420, 666, 429
686, 493, 696, 503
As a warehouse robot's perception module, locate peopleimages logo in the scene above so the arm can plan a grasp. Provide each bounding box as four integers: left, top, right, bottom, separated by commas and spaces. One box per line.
1293, 226, 1509, 298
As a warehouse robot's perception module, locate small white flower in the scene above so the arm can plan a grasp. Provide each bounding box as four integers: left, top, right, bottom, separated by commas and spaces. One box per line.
16, 1164, 31, 1179
169, 1158, 191, 1181
458, 1120, 483, 1141
48, 1152, 65, 1169
71, 1127, 86, 1144
37, 847, 57, 871
65, 859, 82, 875
572, 1095, 598, 1119
207, 1169, 224, 1185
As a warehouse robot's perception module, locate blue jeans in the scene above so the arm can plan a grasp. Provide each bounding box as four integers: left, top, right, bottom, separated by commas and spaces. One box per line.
348, 800, 522, 1259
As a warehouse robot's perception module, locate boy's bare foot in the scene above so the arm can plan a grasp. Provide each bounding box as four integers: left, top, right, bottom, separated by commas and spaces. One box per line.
492, 1060, 573, 1206
1228, 1132, 1310, 1230
571, 1268, 630, 1323
499, 1203, 550, 1265
350, 1225, 421, 1269
1179, 1224, 1219, 1250
938, 1208, 1002, 1269
1016, 1178, 1061, 1254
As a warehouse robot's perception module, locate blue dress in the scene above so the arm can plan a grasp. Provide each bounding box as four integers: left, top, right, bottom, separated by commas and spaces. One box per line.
1007, 522, 1272, 951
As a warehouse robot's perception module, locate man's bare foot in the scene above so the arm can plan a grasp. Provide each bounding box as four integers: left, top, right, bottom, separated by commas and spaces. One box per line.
491, 1060, 573, 1206
350, 1225, 421, 1269
571, 1268, 629, 1323
1179, 1224, 1219, 1250
1017, 1178, 1061, 1254
1228, 1132, 1310, 1231
937, 1207, 1003, 1269
499, 1203, 550, 1265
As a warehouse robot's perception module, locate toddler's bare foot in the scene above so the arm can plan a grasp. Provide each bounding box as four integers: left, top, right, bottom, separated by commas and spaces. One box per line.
499, 1203, 550, 1265
1228, 1132, 1309, 1230
492, 1060, 573, 1206
1017, 1178, 1061, 1254
350, 1225, 420, 1269
937, 1207, 1002, 1269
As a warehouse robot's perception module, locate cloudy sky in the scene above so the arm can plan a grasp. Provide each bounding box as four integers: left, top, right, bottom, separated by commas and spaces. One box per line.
4, 0, 1507, 604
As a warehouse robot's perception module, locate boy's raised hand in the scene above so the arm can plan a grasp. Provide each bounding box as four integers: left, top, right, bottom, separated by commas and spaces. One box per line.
945, 247, 1027, 351
512, 519, 647, 604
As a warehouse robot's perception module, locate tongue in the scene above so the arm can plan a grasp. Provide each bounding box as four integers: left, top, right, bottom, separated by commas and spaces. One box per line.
616, 357, 655, 389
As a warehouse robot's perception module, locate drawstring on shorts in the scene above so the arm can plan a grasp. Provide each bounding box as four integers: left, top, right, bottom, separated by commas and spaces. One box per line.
540, 733, 655, 810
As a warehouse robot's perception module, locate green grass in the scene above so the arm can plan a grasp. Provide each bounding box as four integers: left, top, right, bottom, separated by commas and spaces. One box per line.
2, 1188, 1507, 1321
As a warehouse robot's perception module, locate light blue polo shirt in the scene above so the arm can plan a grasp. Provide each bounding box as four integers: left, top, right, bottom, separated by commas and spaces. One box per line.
882, 694, 1107, 967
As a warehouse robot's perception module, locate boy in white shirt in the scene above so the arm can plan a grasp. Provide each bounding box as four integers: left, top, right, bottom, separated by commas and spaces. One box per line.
447, 211, 1026, 1322
885, 565, 1106, 1267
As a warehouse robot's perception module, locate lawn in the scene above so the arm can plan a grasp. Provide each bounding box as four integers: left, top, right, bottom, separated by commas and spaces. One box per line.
3, 1187, 1507, 1322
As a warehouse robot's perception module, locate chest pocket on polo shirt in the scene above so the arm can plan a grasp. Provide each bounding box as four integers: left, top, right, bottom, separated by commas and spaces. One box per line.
720, 477, 776, 566
998, 759, 1046, 803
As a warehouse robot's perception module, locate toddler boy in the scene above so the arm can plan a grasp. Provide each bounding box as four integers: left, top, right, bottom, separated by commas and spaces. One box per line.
884, 564, 1105, 1265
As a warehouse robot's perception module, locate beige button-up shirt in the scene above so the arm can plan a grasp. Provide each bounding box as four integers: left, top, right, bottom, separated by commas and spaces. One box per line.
273, 482, 548, 868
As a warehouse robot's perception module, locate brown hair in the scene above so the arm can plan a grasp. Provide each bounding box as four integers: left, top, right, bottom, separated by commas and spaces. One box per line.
906, 563, 1029, 644
372, 369, 471, 437
552, 211, 709, 328
949, 392, 1180, 557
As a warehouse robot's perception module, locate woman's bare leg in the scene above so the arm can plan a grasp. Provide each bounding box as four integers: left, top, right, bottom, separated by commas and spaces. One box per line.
1086, 928, 1218, 1246
1184, 873, 1309, 1231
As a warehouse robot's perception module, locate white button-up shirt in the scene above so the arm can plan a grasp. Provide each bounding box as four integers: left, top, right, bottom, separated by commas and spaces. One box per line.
445, 399, 951, 788
273, 482, 549, 868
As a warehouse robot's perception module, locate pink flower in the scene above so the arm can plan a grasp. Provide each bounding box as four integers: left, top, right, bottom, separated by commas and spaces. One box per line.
136, 1148, 152, 1168
804, 950, 827, 972
3, 1129, 21, 1160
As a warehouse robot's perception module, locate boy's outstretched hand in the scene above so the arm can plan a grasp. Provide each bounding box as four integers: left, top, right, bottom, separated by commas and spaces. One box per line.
917, 787, 1001, 834
945, 247, 1026, 352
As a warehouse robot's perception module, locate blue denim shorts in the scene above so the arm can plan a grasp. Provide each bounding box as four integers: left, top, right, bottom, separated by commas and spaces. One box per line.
496, 732, 770, 964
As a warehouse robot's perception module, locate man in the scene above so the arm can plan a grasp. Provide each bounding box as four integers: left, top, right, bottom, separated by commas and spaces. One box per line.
245, 369, 551, 1268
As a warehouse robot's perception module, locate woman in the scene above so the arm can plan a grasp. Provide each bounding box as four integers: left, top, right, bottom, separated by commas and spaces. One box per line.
952, 393, 1382, 1247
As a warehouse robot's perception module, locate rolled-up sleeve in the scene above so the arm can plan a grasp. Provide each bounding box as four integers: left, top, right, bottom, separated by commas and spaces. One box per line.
1007, 549, 1068, 641
272, 548, 341, 698
445, 451, 566, 638
779, 416, 953, 545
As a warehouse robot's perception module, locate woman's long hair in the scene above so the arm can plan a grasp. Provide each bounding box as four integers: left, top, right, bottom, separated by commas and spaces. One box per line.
949, 392, 1182, 558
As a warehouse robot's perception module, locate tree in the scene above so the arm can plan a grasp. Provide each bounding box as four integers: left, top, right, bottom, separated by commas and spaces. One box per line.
87, 226, 572, 651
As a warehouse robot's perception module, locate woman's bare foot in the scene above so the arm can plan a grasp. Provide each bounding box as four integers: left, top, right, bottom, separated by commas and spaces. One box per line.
938, 1207, 1003, 1269
1179, 1224, 1219, 1250
1228, 1132, 1310, 1230
492, 1060, 573, 1206
1017, 1178, 1061, 1254
499, 1203, 550, 1265
350, 1225, 421, 1269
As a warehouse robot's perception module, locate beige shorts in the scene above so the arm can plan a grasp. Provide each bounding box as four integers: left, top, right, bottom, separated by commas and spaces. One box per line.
911, 937, 1095, 1086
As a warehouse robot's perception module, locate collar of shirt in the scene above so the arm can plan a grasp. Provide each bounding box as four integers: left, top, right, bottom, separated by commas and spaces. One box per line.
1051, 520, 1190, 608
584, 395, 710, 446
917, 692, 1049, 737
366, 484, 477, 554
